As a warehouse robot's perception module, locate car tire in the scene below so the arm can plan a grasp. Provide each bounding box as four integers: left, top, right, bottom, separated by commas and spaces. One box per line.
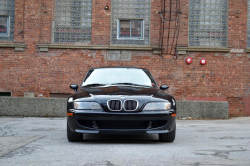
67, 124, 83, 142
158, 125, 176, 142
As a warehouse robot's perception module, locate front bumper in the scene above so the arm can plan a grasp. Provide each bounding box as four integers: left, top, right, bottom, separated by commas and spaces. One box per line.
67, 110, 176, 134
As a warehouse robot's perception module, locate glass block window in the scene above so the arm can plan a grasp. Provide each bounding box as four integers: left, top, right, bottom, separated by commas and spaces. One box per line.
189, 0, 228, 47
112, 0, 150, 45
118, 20, 143, 39
247, 0, 250, 48
0, 0, 15, 41
53, 0, 92, 44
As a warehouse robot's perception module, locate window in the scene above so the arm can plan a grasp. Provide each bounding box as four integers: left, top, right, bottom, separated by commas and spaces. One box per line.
0, 16, 9, 36
118, 20, 143, 39
247, 0, 250, 48
0, 92, 11, 97
111, 0, 151, 45
0, 0, 15, 41
189, 0, 228, 47
53, 0, 92, 44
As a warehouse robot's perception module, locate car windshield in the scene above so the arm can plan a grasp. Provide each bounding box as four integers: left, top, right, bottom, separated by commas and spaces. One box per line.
82, 68, 156, 87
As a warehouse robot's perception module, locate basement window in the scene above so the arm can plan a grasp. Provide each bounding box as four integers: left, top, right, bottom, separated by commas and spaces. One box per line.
0, 16, 9, 37
0, 92, 11, 97
118, 20, 143, 40
50, 93, 72, 98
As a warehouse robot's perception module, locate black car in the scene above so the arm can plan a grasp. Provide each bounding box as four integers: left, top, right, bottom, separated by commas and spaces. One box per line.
67, 67, 176, 142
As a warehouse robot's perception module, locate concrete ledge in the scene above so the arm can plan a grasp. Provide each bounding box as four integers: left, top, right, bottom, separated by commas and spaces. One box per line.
245, 48, 250, 53
0, 97, 67, 117
37, 44, 160, 52
0, 97, 228, 119
177, 47, 230, 52
177, 101, 228, 119
0, 43, 26, 51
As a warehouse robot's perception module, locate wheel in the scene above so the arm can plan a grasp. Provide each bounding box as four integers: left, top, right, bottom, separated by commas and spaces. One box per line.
67, 123, 83, 142
159, 125, 176, 142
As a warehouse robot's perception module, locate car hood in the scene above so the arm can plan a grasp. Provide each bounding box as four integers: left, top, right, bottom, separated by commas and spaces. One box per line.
71, 85, 174, 103
69, 85, 176, 112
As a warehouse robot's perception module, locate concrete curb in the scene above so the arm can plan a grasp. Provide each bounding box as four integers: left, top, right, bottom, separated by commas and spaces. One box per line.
0, 97, 67, 117
0, 97, 229, 119
177, 101, 229, 119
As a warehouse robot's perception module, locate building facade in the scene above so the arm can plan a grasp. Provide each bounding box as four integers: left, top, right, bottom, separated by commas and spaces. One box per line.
0, 0, 249, 117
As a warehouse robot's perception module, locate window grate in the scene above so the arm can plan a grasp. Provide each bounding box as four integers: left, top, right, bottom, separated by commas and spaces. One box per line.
189, 0, 228, 47
53, 0, 92, 44
0, 0, 15, 41
111, 0, 150, 45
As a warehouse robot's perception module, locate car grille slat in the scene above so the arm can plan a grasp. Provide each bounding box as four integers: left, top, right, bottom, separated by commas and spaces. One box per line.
115, 100, 120, 110
124, 100, 138, 111
108, 100, 138, 111
108, 100, 122, 111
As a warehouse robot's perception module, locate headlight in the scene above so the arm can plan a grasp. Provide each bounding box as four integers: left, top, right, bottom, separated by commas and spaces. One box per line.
74, 102, 102, 110
143, 102, 171, 111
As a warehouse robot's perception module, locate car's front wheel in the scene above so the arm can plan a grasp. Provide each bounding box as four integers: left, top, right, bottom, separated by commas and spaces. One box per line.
67, 123, 83, 142
158, 125, 176, 142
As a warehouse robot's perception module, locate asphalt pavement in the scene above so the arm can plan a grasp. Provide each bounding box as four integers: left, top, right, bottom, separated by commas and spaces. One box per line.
0, 117, 250, 166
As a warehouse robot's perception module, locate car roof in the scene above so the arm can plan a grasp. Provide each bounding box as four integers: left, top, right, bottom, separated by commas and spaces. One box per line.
89, 66, 149, 70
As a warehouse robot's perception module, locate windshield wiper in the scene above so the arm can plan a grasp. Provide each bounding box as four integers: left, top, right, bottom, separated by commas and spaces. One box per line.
111, 83, 151, 87
82, 83, 107, 87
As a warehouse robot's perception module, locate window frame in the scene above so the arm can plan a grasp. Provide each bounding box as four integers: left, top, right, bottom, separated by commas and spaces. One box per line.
0, 15, 10, 37
117, 19, 144, 40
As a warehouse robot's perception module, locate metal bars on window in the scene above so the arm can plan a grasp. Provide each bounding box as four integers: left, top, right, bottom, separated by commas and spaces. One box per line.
111, 0, 150, 45
0, 0, 15, 41
189, 0, 228, 47
53, 0, 92, 44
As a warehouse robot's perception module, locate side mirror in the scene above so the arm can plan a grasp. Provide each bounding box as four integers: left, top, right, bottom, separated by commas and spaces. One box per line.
70, 84, 78, 92
160, 85, 169, 91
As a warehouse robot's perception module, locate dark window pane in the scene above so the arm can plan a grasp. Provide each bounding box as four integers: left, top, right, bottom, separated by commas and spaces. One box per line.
120, 20, 130, 37
131, 20, 142, 38
0, 17, 8, 35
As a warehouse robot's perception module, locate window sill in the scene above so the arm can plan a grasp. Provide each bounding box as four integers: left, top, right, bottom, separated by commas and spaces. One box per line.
37, 44, 160, 52
0, 43, 26, 51
177, 47, 230, 54
245, 48, 250, 53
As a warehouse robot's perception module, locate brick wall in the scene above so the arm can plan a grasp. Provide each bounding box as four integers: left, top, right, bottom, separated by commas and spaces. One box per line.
0, 0, 249, 117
